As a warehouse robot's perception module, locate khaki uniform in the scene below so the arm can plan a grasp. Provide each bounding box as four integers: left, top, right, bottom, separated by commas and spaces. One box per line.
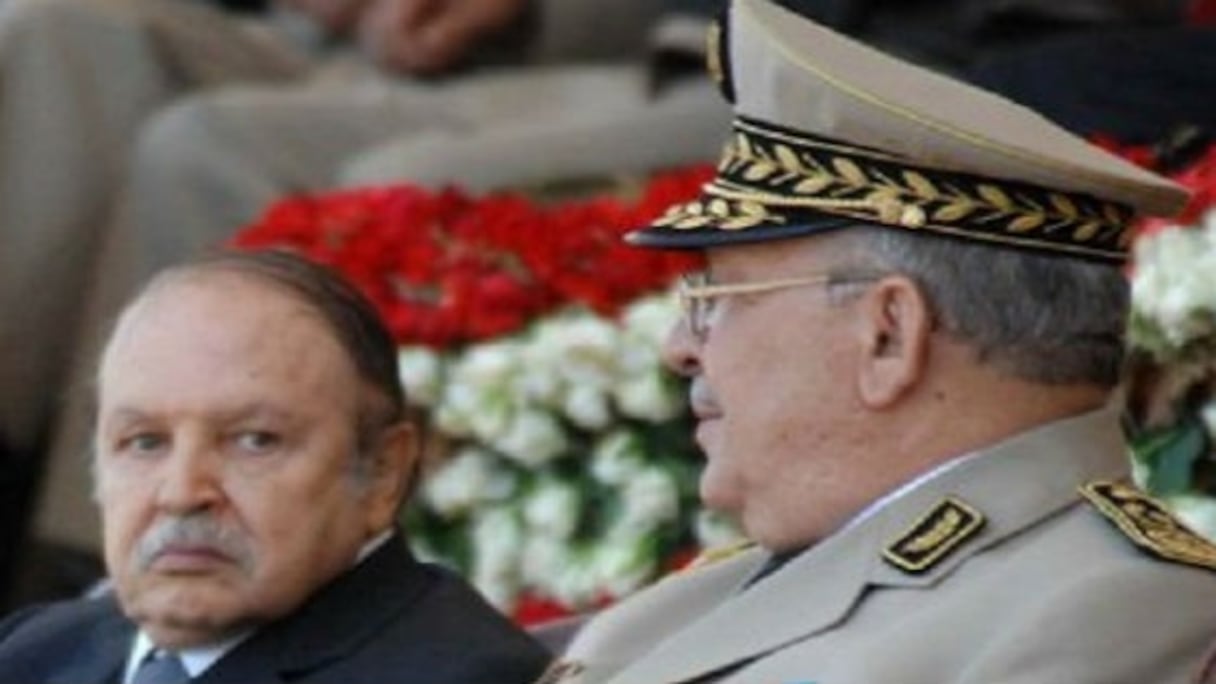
548, 409, 1216, 683
547, 1, 1214, 682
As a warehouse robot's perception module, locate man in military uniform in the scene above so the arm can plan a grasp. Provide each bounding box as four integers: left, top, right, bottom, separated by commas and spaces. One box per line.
540, 1, 1216, 682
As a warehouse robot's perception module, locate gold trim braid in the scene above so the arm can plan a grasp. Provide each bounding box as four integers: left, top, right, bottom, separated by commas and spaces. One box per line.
647, 117, 1133, 262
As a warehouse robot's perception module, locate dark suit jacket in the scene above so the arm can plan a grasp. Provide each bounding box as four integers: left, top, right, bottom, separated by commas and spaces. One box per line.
0, 534, 551, 683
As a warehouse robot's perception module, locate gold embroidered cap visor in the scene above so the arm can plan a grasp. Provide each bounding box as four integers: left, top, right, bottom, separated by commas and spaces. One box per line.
626, 0, 1189, 263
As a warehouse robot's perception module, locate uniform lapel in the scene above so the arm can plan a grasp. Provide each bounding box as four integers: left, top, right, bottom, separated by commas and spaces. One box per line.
561, 546, 766, 683
606, 521, 884, 684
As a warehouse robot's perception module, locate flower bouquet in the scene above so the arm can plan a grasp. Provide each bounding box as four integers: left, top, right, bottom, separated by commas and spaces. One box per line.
1123, 136, 1216, 538
232, 166, 744, 623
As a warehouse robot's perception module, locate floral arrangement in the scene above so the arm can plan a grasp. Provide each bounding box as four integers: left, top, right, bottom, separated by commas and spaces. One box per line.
1122, 137, 1216, 538
234, 166, 744, 623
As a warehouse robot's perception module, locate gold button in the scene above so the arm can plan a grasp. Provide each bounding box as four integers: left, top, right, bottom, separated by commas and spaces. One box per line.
900, 205, 927, 229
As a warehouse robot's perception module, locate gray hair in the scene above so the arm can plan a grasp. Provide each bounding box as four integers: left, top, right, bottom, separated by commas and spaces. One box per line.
842, 226, 1129, 387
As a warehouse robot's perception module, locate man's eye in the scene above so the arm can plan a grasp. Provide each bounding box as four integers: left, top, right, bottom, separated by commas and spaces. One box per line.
121, 433, 167, 454
234, 431, 281, 453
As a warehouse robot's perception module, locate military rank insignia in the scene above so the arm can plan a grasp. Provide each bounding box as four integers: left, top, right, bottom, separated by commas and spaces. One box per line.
883, 496, 987, 574
1080, 479, 1216, 570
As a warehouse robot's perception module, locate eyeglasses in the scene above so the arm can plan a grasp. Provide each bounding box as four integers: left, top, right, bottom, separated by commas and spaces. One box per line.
677, 271, 882, 341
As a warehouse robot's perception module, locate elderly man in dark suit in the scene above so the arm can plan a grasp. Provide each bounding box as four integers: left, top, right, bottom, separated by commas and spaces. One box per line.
0, 251, 550, 683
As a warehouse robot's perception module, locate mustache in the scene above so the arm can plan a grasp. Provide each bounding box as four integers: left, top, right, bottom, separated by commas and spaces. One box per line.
134, 513, 254, 571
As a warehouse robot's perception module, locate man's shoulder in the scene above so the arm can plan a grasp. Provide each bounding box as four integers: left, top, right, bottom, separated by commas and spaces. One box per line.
562, 542, 765, 661
0, 595, 130, 680
301, 562, 551, 683
226, 540, 551, 684
1076, 479, 1216, 573
0, 595, 123, 648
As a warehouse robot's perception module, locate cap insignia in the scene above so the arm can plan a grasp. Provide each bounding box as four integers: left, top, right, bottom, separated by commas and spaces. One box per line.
1080, 480, 1216, 571
883, 496, 986, 575
650, 117, 1133, 261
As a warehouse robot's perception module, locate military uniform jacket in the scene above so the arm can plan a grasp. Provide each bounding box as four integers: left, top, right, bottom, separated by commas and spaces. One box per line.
549, 409, 1216, 684
0, 533, 550, 683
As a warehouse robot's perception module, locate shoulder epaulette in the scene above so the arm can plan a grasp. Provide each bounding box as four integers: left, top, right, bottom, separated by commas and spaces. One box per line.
1080, 479, 1216, 571
684, 540, 757, 572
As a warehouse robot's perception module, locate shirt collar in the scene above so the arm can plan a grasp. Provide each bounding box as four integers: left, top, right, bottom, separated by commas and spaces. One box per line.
841, 448, 987, 534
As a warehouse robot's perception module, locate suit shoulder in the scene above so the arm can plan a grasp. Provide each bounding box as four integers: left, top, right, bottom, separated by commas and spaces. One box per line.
369, 565, 551, 682
0, 596, 127, 680
1079, 479, 1216, 572
0, 596, 118, 647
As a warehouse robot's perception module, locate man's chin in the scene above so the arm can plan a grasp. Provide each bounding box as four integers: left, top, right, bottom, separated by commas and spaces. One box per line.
124, 582, 252, 647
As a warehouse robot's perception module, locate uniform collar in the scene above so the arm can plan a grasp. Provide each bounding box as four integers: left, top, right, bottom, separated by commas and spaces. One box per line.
604, 406, 1128, 684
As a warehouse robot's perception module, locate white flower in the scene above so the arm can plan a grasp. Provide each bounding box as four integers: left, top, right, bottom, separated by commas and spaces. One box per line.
511, 359, 565, 407
591, 539, 655, 598
466, 395, 516, 444
550, 556, 600, 608
591, 430, 646, 485
1164, 494, 1216, 543
693, 508, 746, 548
614, 369, 683, 422
616, 345, 662, 378
520, 535, 571, 588
422, 447, 516, 517
1132, 224, 1216, 350
539, 315, 624, 390
1129, 457, 1152, 492
434, 381, 513, 441
455, 340, 523, 389
432, 383, 475, 437
523, 479, 581, 540
493, 409, 569, 467
1202, 206, 1216, 235
622, 291, 680, 349
612, 467, 680, 538
1202, 401, 1216, 439
397, 347, 444, 407
562, 384, 613, 430
470, 507, 524, 609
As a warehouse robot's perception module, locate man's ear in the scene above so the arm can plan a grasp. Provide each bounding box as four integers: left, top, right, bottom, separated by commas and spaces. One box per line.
362, 421, 418, 534
854, 275, 934, 409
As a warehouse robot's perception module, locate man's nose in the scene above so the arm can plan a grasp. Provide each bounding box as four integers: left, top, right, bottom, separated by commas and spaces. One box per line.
156, 442, 223, 514
661, 318, 702, 379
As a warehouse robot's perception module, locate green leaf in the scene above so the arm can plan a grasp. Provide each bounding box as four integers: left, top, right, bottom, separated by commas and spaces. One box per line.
1130, 413, 1210, 496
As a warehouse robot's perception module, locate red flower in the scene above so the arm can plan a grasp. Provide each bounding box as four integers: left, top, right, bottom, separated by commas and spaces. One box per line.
1090, 136, 1216, 240
232, 166, 710, 348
